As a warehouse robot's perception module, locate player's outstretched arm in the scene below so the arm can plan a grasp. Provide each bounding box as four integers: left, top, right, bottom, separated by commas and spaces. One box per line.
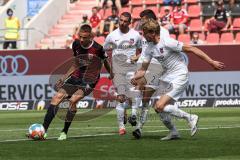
182, 44, 226, 70
103, 59, 113, 79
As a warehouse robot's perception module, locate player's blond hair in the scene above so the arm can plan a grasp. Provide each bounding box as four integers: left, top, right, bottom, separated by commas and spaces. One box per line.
142, 19, 160, 35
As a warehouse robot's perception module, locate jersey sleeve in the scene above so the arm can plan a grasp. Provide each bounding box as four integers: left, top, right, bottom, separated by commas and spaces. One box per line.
99, 45, 108, 60
164, 37, 183, 53
103, 34, 112, 51
141, 45, 153, 62
136, 32, 143, 49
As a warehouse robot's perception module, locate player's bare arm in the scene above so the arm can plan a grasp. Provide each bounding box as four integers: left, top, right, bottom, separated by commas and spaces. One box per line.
182, 44, 226, 70
131, 60, 150, 86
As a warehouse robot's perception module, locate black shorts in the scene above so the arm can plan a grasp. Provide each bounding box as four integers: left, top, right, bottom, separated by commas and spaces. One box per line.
62, 76, 98, 96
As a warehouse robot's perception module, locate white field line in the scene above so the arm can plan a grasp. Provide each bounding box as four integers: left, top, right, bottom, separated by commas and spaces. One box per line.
0, 124, 240, 132
1, 125, 240, 143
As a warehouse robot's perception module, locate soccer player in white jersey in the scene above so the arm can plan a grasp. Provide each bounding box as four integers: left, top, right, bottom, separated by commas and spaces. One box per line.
131, 19, 225, 139
104, 12, 142, 135
131, 9, 180, 140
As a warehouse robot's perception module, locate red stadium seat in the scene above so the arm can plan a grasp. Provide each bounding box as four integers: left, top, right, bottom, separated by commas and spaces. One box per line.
144, 0, 159, 5
178, 34, 191, 43
132, 6, 144, 19
188, 19, 203, 32
188, 5, 201, 18
206, 33, 219, 44
119, 7, 130, 14
184, 0, 198, 4
94, 36, 105, 45
130, 0, 143, 6
220, 33, 234, 44
235, 33, 240, 44
232, 18, 240, 31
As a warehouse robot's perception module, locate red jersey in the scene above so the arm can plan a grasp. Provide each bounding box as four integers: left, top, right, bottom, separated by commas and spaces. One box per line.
90, 14, 101, 28
171, 9, 188, 25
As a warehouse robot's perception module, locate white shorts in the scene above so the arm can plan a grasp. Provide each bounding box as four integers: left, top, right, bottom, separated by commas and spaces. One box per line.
159, 70, 189, 101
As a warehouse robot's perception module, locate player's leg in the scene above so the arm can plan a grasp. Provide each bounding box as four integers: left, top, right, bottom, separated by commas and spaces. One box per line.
116, 95, 128, 135
132, 87, 154, 139
58, 88, 88, 140
155, 94, 199, 136
159, 112, 180, 140
42, 88, 67, 136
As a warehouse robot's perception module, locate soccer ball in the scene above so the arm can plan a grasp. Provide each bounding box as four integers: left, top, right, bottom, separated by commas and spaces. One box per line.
28, 123, 45, 140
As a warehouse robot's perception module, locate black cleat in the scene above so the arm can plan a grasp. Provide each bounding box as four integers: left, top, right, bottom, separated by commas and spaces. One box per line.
128, 115, 137, 126
132, 129, 141, 139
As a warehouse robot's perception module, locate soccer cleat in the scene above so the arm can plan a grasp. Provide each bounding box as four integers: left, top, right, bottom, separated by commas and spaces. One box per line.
58, 132, 67, 140
119, 128, 126, 135
189, 115, 199, 137
43, 133, 48, 140
128, 115, 137, 126
161, 132, 180, 141
132, 129, 141, 139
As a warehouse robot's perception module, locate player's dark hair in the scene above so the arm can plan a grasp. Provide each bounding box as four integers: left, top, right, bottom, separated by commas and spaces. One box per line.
140, 9, 157, 20
120, 12, 131, 22
80, 24, 92, 33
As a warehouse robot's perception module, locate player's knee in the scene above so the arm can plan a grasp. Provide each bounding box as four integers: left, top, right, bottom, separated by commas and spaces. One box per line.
51, 92, 65, 105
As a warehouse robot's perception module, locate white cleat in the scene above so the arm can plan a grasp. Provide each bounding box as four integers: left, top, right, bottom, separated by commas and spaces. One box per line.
161, 132, 180, 141
189, 115, 199, 137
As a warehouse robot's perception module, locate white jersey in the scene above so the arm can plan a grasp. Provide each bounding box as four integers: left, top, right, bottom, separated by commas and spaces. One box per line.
142, 36, 189, 100
104, 28, 142, 74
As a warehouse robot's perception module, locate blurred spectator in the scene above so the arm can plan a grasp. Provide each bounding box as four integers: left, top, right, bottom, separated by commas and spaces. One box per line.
160, 6, 171, 29
90, 7, 102, 35
99, 7, 119, 35
207, 0, 231, 33
190, 32, 205, 45
3, 8, 20, 49
100, 0, 129, 11
62, 35, 74, 49
168, 2, 188, 34
80, 14, 90, 26
163, 0, 182, 6
229, 0, 235, 9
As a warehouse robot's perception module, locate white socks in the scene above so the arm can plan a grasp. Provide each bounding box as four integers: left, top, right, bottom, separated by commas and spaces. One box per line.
137, 105, 149, 129
159, 112, 177, 133
163, 103, 191, 122
116, 103, 125, 129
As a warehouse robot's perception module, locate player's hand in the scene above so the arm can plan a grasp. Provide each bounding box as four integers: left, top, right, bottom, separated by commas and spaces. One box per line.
130, 55, 138, 64
154, 100, 163, 113
54, 79, 64, 91
116, 95, 127, 103
210, 60, 225, 70
131, 78, 138, 86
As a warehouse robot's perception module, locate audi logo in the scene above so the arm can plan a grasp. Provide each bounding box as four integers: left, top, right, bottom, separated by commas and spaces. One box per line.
0, 55, 29, 76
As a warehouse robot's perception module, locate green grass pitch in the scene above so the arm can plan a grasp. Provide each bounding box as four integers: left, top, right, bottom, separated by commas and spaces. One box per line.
0, 108, 240, 160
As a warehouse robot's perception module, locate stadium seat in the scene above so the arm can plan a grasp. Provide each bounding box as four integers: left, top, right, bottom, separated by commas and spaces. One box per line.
188, 5, 201, 18
178, 34, 191, 44
130, 0, 143, 6
202, 4, 215, 17
231, 4, 240, 17
119, 7, 130, 14
235, 32, 240, 44
103, 8, 112, 19
184, 0, 198, 4
144, 0, 158, 5
198, 33, 206, 40
94, 36, 105, 45
232, 18, 240, 31
206, 33, 219, 44
132, 6, 144, 19
189, 19, 203, 32
220, 33, 234, 44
